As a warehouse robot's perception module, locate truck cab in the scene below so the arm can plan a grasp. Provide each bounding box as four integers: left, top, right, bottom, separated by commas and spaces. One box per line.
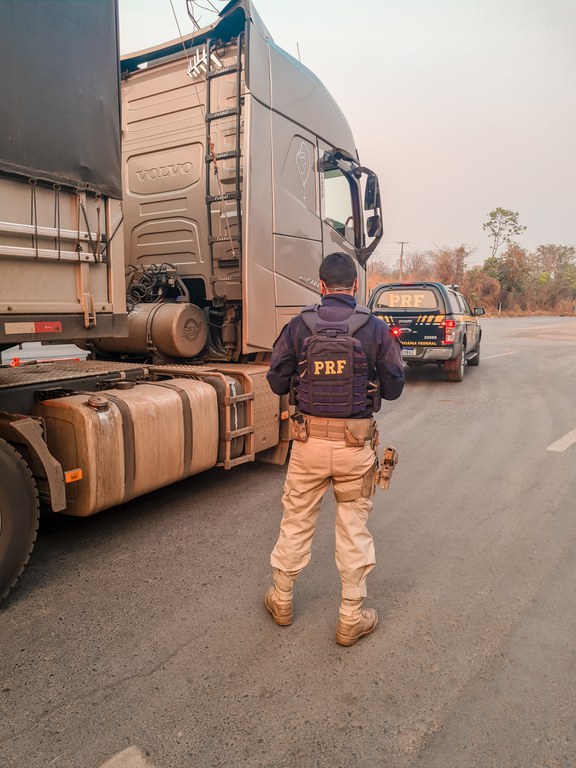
118, 0, 382, 360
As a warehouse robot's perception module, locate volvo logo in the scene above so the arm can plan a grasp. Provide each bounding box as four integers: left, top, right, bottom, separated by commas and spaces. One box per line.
136, 163, 192, 182
299, 275, 320, 290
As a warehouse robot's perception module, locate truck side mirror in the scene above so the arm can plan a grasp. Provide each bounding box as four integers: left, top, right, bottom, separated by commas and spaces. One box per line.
364, 174, 380, 211
367, 214, 382, 238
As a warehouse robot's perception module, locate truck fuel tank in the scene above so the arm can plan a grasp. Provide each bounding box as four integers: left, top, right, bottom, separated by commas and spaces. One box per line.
33, 379, 219, 516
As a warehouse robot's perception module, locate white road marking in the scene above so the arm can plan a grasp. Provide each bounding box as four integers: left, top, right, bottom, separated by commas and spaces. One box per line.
547, 428, 576, 453
483, 351, 518, 360
98, 746, 158, 768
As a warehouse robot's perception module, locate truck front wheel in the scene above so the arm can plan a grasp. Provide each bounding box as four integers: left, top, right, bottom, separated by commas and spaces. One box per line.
0, 438, 39, 601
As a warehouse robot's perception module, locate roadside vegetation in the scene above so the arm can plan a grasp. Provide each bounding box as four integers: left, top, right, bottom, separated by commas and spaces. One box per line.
368, 208, 576, 315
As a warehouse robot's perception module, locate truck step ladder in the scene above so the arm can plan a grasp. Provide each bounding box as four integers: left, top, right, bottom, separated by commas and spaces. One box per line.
205, 34, 244, 272
204, 366, 255, 469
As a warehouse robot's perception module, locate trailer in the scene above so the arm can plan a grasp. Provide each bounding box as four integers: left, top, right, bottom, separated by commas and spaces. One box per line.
0, 0, 383, 600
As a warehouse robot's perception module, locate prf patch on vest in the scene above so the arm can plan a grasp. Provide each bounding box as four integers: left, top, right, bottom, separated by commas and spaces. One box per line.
312, 358, 348, 376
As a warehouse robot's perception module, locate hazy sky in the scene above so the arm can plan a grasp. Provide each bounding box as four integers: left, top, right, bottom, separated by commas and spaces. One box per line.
119, 0, 576, 267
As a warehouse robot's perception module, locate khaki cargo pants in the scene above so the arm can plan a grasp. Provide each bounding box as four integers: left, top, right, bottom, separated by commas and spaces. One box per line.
270, 417, 378, 600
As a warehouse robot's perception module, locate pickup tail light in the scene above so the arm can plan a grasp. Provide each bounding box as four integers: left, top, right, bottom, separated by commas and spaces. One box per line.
442, 319, 456, 344
390, 326, 401, 337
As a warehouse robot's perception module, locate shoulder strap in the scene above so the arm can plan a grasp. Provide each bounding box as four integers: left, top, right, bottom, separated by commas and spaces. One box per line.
300, 304, 371, 336
301, 305, 321, 333
344, 306, 372, 336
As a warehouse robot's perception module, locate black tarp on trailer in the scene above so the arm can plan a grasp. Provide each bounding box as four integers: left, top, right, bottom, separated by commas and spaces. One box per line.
0, 0, 122, 198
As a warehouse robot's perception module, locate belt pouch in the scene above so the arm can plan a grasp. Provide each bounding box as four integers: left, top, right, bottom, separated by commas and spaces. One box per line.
344, 419, 372, 447
290, 417, 309, 443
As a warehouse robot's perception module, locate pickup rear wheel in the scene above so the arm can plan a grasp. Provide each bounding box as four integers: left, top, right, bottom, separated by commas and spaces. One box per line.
445, 348, 465, 382
0, 439, 40, 601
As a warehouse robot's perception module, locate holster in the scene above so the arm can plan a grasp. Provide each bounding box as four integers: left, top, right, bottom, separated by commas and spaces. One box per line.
377, 446, 399, 491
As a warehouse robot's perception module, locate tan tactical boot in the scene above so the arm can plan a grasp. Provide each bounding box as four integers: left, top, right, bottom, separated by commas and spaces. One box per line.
264, 570, 294, 626
335, 598, 378, 646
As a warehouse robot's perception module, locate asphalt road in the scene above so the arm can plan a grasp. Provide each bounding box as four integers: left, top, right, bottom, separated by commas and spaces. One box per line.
1, 316, 575, 768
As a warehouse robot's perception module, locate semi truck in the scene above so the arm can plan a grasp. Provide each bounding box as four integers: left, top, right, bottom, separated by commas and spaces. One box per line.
0, 0, 383, 601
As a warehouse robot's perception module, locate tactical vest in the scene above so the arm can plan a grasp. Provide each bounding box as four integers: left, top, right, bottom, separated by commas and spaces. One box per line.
294, 304, 372, 418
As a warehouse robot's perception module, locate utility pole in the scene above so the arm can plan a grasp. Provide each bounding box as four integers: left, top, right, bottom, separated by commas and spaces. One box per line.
396, 241, 409, 281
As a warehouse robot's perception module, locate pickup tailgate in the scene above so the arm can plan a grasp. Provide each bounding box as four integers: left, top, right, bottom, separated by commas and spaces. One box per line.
369, 284, 446, 359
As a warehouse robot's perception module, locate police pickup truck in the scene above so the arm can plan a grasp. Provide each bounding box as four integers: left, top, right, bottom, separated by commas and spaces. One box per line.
368, 282, 485, 381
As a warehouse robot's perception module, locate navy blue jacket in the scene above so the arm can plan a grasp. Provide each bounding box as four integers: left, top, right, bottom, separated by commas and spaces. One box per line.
267, 294, 404, 417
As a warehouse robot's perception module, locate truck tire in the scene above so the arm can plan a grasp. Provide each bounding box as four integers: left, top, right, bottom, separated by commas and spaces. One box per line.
0, 439, 39, 601
445, 347, 465, 382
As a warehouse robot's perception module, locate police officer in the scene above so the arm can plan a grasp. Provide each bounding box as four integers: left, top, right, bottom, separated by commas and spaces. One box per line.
264, 252, 404, 646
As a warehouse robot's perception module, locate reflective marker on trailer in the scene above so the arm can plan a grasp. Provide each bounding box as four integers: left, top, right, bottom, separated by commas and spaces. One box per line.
34, 321, 63, 333
4, 321, 63, 335
64, 469, 83, 483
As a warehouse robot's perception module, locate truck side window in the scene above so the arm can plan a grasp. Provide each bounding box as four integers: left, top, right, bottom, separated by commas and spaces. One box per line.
321, 167, 354, 243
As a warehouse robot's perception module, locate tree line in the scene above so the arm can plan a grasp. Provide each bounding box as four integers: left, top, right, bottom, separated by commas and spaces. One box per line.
367, 209, 576, 315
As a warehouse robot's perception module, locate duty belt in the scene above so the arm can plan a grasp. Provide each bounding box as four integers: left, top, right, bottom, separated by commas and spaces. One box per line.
303, 415, 376, 442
